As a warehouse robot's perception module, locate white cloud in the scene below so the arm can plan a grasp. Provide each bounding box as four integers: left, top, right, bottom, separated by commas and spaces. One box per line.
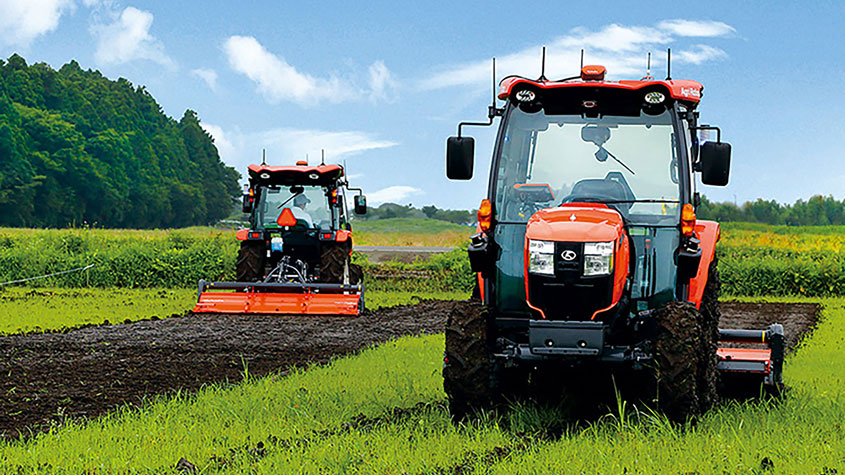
191, 68, 218, 91
658, 20, 735, 37
368, 60, 397, 102
0, 0, 76, 46
256, 128, 397, 162
673, 45, 728, 65
223, 35, 352, 105
423, 20, 734, 90
200, 123, 396, 177
223, 35, 395, 106
92, 6, 173, 67
367, 186, 423, 205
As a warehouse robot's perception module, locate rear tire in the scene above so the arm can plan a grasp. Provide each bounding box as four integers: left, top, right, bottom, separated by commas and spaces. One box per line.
320, 242, 350, 283
236, 241, 265, 282
443, 300, 493, 421
653, 301, 702, 422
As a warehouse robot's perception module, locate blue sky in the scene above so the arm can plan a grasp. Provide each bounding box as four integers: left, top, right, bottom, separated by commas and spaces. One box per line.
1, 0, 843, 209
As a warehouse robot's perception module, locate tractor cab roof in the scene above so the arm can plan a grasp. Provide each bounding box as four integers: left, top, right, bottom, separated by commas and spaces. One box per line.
498, 65, 703, 111
248, 163, 345, 187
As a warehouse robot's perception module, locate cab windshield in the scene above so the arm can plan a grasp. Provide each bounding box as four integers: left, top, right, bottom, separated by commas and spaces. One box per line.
255, 185, 335, 230
495, 107, 681, 225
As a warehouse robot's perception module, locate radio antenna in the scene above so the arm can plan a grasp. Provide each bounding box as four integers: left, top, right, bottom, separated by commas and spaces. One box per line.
580, 49, 584, 70
666, 48, 672, 81
539, 46, 547, 81
492, 57, 496, 106
647, 52, 652, 77
261, 149, 266, 165
321, 149, 326, 165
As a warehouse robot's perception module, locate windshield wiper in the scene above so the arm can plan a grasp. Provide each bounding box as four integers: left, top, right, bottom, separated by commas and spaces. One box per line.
592, 199, 679, 204
277, 192, 301, 209
599, 147, 635, 175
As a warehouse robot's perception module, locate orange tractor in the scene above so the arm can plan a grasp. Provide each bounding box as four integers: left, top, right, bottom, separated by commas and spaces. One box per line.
444, 60, 784, 420
194, 161, 368, 315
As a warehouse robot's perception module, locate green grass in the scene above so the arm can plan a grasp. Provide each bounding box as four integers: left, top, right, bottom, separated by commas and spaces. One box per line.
0, 287, 195, 334
2, 297, 843, 473
0, 287, 469, 335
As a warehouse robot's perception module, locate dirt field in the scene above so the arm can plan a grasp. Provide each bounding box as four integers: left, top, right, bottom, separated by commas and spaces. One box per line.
0, 301, 820, 440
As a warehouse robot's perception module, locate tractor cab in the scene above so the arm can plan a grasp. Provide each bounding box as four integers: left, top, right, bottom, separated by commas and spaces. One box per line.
449, 66, 730, 322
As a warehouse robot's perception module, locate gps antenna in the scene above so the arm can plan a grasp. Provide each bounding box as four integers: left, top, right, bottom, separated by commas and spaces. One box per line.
643, 52, 654, 80
539, 46, 547, 81
666, 48, 672, 81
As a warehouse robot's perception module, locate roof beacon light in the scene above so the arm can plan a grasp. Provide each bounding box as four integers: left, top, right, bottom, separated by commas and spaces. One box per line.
581, 65, 606, 81
515, 89, 536, 102
645, 91, 666, 104
296, 160, 308, 166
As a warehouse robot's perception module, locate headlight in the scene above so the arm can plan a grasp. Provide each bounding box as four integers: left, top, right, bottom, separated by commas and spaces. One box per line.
583, 241, 614, 276
528, 239, 555, 275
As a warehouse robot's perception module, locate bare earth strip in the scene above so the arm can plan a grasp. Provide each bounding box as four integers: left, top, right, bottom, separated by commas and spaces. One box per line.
0, 301, 819, 439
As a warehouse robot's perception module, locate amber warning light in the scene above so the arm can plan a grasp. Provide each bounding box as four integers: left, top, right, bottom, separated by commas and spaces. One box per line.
581, 65, 607, 81
681, 203, 696, 237
478, 199, 493, 232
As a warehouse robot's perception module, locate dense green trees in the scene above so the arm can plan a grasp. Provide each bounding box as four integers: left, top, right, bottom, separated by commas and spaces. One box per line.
0, 55, 239, 228
697, 195, 845, 226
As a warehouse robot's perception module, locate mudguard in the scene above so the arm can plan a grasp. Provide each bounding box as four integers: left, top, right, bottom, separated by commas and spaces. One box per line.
687, 220, 720, 309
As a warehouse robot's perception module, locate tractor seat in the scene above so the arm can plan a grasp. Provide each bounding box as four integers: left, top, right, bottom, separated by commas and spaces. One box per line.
561, 179, 633, 211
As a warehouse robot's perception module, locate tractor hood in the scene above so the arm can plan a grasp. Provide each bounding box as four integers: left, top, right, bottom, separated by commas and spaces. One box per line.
525, 204, 624, 243
523, 204, 629, 321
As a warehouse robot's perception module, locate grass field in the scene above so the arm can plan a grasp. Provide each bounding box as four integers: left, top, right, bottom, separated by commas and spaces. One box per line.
353, 218, 471, 247
0, 288, 469, 335
1, 297, 842, 473
4, 221, 845, 296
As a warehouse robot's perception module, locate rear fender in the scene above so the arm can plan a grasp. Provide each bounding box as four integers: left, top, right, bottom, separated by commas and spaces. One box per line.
688, 220, 720, 308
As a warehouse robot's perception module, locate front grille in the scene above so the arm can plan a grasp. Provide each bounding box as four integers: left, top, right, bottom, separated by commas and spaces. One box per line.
527, 242, 614, 321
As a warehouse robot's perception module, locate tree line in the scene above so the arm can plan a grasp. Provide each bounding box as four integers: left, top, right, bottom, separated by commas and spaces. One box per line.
697, 195, 845, 226
358, 203, 474, 225
365, 195, 845, 227
0, 54, 240, 228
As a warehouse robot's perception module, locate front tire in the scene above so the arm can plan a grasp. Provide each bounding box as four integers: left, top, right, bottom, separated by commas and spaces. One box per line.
653, 301, 703, 422
698, 257, 721, 411
443, 300, 493, 421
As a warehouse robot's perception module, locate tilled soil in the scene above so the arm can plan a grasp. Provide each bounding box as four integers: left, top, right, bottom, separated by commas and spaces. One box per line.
0, 300, 820, 439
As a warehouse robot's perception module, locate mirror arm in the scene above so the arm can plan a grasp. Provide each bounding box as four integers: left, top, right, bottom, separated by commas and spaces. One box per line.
457, 117, 494, 138
690, 125, 721, 143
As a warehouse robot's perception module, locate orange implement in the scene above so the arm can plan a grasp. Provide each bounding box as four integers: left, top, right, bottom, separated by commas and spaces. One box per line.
717, 348, 772, 374
193, 280, 363, 315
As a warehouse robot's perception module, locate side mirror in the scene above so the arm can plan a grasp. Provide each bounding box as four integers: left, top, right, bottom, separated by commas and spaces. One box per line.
242, 193, 253, 213
447, 136, 474, 180
700, 141, 731, 186
354, 195, 367, 215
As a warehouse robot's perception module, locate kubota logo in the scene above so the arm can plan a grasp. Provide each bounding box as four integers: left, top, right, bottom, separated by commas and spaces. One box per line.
561, 250, 577, 261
